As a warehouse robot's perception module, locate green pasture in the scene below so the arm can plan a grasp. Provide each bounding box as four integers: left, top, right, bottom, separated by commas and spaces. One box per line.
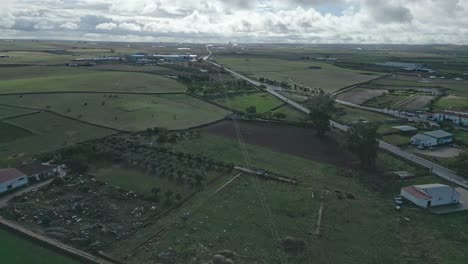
0, 67, 186, 93
212, 92, 283, 113
0, 94, 230, 131
0, 111, 116, 159
216, 56, 382, 93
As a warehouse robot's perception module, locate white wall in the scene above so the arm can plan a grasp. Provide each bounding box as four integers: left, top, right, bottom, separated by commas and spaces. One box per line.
0, 176, 28, 193
401, 189, 430, 208
420, 186, 460, 206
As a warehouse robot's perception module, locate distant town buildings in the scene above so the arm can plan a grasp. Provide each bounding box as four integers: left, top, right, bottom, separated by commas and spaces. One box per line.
74, 57, 123, 62
410, 130, 454, 148
401, 184, 460, 208
376, 62, 435, 73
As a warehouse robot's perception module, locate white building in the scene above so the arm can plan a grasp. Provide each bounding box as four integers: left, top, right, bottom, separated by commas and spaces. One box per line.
410, 130, 454, 147
0, 168, 28, 193
401, 184, 460, 208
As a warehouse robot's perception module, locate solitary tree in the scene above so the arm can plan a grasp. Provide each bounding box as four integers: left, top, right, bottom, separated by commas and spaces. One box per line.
346, 123, 379, 170
307, 95, 335, 136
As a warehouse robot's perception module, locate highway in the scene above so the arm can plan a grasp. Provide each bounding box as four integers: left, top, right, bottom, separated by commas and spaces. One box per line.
203, 45, 468, 188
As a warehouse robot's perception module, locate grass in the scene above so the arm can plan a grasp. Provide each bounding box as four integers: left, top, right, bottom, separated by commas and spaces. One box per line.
454, 130, 468, 146
110, 133, 468, 264
0, 112, 116, 159
0, 228, 80, 264
272, 105, 309, 122
95, 165, 207, 199
216, 56, 382, 93
434, 96, 468, 111
0, 67, 187, 93
0, 105, 35, 119
381, 134, 411, 146
0, 94, 230, 131
335, 105, 399, 124
212, 92, 283, 113
0, 51, 76, 65
0, 122, 33, 143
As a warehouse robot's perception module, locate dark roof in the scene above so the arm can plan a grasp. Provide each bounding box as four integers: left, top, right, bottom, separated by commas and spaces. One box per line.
0, 168, 26, 184
17, 162, 56, 176
423, 130, 453, 139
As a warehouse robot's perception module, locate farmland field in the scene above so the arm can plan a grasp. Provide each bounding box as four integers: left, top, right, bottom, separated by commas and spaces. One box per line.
0, 94, 230, 131
0, 67, 186, 93
112, 130, 468, 264
363, 94, 410, 109
336, 88, 387, 105
0, 122, 33, 143
0, 51, 75, 65
0, 105, 35, 119
434, 96, 468, 111
216, 56, 382, 93
381, 134, 411, 146
0, 228, 80, 264
212, 92, 283, 113
0, 112, 116, 159
272, 105, 309, 122
191, 121, 356, 168
395, 95, 434, 111
335, 105, 398, 124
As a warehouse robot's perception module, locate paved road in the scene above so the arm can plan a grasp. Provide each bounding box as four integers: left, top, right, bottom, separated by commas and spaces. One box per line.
205, 47, 468, 188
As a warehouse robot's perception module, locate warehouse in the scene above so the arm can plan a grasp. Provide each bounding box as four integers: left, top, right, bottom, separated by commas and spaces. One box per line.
401, 184, 460, 208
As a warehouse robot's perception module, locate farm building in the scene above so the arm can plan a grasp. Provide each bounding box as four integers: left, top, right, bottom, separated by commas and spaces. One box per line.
401, 184, 460, 208
410, 130, 454, 147
0, 55, 10, 58
17, 162, 58, 182
392, 125, 418, 133
0, 168, 28, 194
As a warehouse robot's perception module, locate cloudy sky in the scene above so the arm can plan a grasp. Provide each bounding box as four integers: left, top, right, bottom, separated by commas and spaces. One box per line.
1, 0, 467, 44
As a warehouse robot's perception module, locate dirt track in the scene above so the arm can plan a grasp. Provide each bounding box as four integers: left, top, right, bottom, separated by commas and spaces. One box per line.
201, 120, 356, 168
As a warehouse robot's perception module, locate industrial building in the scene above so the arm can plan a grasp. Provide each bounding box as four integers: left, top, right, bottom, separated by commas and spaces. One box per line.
410, 130, 454, 148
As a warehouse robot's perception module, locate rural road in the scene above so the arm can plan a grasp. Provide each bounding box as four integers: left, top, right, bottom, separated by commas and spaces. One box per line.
204, 46, 468, 188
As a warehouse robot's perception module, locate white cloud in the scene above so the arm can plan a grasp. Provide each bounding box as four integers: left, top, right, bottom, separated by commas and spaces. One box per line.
96, 22, 117, 30
0, 0, 467, 44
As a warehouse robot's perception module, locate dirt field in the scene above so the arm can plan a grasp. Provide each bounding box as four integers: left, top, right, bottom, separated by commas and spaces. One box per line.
201, 120, 356, 167
336, 88, 387, 105
395, 95, 434, 110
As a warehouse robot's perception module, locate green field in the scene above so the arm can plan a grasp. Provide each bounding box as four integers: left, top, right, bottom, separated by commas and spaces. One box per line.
272, 105, 309, 122
434, 96, 468, 111
335, 105, 398, 124
454, 130, 468, 146
95, 165, 214, 198
107, 133, 468, 264
0, 51, 76, 65
0, 94, 230, 131
0, 67, 186, 93
0, 105, 35, 119
1, 112, 116, 159
216, 56, 382, 93
0, 228, 80, 264
212, 92, 283, 113
0, 122, 33, 143
381, 134, 411, 146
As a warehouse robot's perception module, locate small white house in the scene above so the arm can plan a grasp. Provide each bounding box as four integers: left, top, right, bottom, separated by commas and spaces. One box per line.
0, 168, 28, 194
401, 184, 460, 208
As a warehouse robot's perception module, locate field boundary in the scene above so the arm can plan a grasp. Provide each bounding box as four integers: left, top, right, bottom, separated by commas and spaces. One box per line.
0, 91, 186, 96
0, 110, 40, 121
0, 217, 118, 264
0, 103, 124, 132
